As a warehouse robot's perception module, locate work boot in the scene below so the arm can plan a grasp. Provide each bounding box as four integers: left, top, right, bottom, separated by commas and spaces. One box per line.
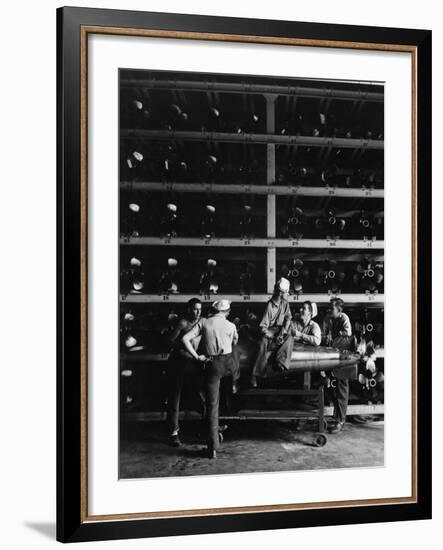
328, 421, 345, 434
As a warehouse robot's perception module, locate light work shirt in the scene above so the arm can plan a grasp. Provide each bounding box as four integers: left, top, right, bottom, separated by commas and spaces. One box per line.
185, 313, 238, 356
259, 297, 292, 332
323, 312, 352, 339
291, 315, 322, 346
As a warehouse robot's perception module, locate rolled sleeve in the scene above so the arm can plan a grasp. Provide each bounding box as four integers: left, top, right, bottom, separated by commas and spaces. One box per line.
232, 325, 239, 345
301, 323, 321, 346
259, 303, 272, 330
340, 314, 352, 336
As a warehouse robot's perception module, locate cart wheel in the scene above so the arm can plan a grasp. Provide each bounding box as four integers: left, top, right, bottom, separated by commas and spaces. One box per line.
218, 432, 224, 444
313, 434, 327, 447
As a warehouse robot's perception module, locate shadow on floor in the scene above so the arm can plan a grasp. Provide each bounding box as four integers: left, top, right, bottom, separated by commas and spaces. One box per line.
24, 522, 56, 540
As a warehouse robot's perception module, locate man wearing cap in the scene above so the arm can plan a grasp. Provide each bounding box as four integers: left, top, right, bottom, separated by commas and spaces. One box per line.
323, 298, 354, 434
291, 301, 322, 346
166, 298, 204, 447
250, 278, 293, 387
182, 299, 240, 459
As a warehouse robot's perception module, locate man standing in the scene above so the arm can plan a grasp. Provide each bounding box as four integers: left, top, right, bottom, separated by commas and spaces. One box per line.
323, 297, 353, 434
250, 277, 293, 387
166, 298, 203, 447
291, 301, 322, 346
182, 299, 240, 459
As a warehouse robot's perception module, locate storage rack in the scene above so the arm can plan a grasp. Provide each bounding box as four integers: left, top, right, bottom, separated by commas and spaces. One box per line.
120, 71, 385, 419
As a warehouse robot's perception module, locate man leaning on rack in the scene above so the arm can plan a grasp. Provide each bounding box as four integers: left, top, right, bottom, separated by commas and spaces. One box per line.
182, 299, 240, 459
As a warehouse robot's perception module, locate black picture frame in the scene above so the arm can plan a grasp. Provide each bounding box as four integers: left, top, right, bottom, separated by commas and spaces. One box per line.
57, 6, 432, 543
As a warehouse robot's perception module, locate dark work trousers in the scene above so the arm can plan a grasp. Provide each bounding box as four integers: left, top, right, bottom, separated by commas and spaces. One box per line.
333, 377, 349, 424
204, 353, 240, 451
166, 352, 204, 435
251, 334, 294, 378
331, 336, 355, 424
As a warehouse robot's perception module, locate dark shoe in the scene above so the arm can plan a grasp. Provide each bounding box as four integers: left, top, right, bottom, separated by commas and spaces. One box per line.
328, 421, 345, 434
169, 434, 182, 447
207, 449, 217, 459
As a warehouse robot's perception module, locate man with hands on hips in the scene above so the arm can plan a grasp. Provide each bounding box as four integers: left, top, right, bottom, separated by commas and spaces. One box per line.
182, 299, 240, 459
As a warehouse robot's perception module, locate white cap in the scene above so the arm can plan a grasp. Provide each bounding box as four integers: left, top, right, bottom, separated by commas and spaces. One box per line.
207, 259, 217, 267
277, 277, 290, 292
213, 299, 231, 312
166, 203, 177, 212
167, 258, 178, 267
206, 204, 216, 213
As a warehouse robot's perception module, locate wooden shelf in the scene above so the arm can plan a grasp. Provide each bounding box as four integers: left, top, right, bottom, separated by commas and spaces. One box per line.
120, 236, 385, 249
121, 129, 384, 149
121, 78, 384, 102
120, 293, 385, 304
120, 181, 384, 198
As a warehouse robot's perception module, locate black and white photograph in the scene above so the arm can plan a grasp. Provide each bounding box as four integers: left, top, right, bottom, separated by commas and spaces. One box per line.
118, 68, 385, 478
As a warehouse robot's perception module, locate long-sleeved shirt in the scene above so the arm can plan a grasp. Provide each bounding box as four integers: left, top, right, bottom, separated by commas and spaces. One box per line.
259, 297, 292, 333
323, 312, 352, 339
291, 315, 322, 346
184, 313, 238, 356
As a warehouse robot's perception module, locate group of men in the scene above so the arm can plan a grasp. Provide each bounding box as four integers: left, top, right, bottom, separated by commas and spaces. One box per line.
166, 276, 354, 459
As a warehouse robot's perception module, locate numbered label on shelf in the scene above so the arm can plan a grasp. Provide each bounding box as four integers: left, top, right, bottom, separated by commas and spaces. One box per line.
242, 295, 251, 301
327, 239, 337, 247
291, 240, 300, 247
162, 295, 170, 301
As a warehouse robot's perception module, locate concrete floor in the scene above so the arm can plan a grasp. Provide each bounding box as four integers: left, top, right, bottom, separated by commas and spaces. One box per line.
119, 419, 384, 479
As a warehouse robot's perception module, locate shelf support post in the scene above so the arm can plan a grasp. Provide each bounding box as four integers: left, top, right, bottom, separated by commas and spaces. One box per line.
266, 94, 277, 292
